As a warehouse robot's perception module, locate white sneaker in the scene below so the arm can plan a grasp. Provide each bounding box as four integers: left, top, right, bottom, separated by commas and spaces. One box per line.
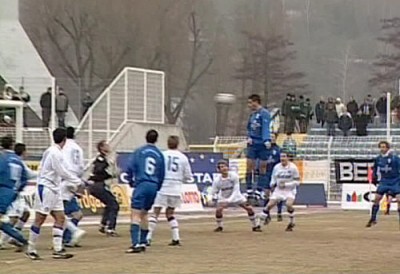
71, 229, 86, 245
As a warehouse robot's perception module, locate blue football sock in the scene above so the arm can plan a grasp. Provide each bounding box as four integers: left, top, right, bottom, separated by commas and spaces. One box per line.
63, 229, 71, 243
0, 222, 27, 245
63, 218, 79, 243
130, 224, 140, 246
258, 173, 268, 192
371, 204, 380, 222
277, 201, 284, 214
245, 172, 253, 192
140, 229, 149, 245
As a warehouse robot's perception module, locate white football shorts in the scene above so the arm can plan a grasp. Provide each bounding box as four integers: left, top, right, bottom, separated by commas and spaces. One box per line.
33, 185, 64, 215
270, 188, 296, 202
153, 193, 182, 209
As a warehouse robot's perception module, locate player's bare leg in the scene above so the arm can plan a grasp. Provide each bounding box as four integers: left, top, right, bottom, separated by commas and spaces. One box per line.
366, 193, 383, 227
166, 207, 181, 246
285, 198, 295, 231
259, 199, 278, 226
147, 207, 161, 246
277, 200, 284, 222
385, 194, 392, 215
239, 203, 262, 232
245, 159, 255, 201
214, 204, 226, 232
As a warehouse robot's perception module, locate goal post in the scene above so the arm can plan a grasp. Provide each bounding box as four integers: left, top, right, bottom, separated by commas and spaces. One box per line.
0, 99, 24, 142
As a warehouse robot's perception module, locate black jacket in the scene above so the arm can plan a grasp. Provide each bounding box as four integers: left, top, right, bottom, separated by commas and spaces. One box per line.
338, 114, 353, 131
315, 101, 325, 121
376, 97, 387, 114
40, 92, 52, 109
354, 114, 369, 136
88, 154, 112, 182
347, 101, 358, 116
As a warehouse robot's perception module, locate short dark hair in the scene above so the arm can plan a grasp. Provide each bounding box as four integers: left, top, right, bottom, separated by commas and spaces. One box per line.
217, 159, 229, 170
146, 130, 158, 144
53, 128, 67, 144
14, 143, 26, 156
167, 135, 179, 149
248, 94, 261, 104
66, 127, 75, 139
1, 135, 13, 149
378, 141, 390, 149
97, 140, 107, 152
287, 132, 293, 136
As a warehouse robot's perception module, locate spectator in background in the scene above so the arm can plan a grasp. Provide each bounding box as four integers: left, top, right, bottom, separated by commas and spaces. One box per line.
82, 92, 94, 118
56, 87, 69, 128
40, 87, 52, 128
17, 86, 31, 127
376, 92, 388, 124
305, 98, 313, 132
325, 101, 338, 136
338, 111, 353, 137
346, 96, 358, 118
281, 93, 291, 133
335, 98, 346, 118
286, 94, 296, 134
292, 95, 302, 133
315, 97, 325, 128
2, 84, 14, 100
282, 132, 297, 161
360, 97, 374, 123
298, 96, 307, 133
354, 110, 369, 136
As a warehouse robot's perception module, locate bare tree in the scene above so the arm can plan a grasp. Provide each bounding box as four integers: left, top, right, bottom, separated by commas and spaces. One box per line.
161, 12, 213, 124
369, 18, 400, 91
43, 5, 131, 96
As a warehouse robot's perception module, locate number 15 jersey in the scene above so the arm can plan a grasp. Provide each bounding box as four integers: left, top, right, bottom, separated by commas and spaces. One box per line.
159, 150, 193, 196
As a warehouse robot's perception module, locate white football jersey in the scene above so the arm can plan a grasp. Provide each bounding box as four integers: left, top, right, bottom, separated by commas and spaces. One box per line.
270, 162, 300, 191
61, 139, 84, 200
159, 150, 193, 196
211, 172, 244, 203
37, 145, 82, 192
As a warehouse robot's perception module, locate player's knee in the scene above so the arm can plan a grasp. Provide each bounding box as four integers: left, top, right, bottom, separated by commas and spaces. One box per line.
287, 205, 294, 212
166, 208, 175, 219
21, 211, 30, 221
0, 214, 10, 225
73, 211, 83, 221
246, 207, 255, 216
215, 210, 223, 219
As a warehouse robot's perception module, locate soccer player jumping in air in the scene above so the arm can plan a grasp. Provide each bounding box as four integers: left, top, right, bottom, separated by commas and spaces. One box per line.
125, 130, 165, 253
245, 94, 271, 201
366, 141, 400, 228
212, 160, 262, 232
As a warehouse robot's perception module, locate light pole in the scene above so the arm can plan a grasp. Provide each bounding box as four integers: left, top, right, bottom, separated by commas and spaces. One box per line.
214, 93, 236, 136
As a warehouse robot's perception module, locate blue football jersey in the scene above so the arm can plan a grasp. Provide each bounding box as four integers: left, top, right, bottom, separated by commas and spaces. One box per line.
247, 107, 271, 144
373, 152, 400, 186
125, 144, 165, 189
0, 150, 27, 191
266, 145, 281, 173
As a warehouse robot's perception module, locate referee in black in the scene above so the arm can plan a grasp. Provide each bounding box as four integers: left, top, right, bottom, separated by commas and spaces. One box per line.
88, 140, 120, 236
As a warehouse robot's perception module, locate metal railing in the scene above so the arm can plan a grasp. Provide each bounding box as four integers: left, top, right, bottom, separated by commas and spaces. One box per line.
75, 67, 165, 164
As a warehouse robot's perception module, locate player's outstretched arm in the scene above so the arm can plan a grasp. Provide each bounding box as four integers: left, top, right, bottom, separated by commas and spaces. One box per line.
23, 162, 38, 180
